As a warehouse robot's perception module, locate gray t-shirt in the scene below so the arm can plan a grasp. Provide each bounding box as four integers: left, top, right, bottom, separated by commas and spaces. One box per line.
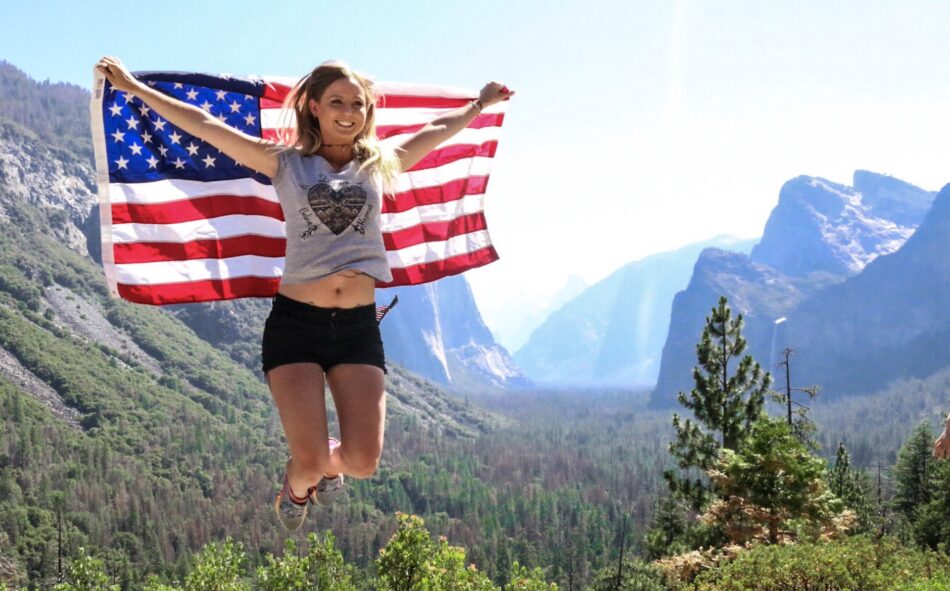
272, 149, 392, 284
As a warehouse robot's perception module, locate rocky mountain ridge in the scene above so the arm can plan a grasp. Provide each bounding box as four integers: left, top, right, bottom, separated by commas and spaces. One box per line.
652, 171, 942, 407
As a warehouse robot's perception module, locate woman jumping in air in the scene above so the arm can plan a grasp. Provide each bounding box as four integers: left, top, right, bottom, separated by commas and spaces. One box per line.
96, 56, 513, 530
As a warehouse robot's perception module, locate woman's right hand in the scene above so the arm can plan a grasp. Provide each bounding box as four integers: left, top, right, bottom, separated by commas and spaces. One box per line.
96, 56, 140, 94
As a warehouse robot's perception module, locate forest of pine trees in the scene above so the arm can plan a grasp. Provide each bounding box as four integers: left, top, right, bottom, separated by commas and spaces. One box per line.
5, 294, 950, 590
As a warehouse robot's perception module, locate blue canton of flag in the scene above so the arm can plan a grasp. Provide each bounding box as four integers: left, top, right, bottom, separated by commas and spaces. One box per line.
102, 74, 269, 185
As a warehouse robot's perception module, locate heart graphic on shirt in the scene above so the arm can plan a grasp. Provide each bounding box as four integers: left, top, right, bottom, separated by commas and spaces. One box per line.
306, 182, 367, 235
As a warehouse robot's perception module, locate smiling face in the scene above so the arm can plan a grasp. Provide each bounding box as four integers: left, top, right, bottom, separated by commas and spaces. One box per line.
309, 77, 368, 145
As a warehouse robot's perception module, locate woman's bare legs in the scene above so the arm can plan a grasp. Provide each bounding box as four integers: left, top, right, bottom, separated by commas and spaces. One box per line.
266, 362, 331, 497
325, 364, 386, 479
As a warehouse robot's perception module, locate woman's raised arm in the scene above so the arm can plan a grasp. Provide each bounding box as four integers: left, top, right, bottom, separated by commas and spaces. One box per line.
395, 81, 513, 172
96, 56, 280, 178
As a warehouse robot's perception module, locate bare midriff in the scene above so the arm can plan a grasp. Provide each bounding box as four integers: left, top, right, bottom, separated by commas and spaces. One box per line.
277, 270, 377, 308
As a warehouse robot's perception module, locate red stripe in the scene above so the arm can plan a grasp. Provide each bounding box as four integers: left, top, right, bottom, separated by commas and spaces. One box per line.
382, 176, 489, 214
406, 141, 497, 172
261, 127, 297, 144
382, 213, 489, 251
261, 82, 290, 108
117, 276, 281, 305
113, 236, 286, 264
111, 195, 284, 225
380, 246, 499, 287
378, 95, 473, 109
376, 113, 505, 139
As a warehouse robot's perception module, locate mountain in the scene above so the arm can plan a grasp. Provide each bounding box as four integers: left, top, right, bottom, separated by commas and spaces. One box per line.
514, 236, 756, 389
379, 275, 531, 392
780, 182, 950, 397
749, 172, 931, 277
651, 172, 938, 408
650, 248, 839, 406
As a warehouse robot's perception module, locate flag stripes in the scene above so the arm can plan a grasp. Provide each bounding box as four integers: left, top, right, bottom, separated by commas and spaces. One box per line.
92, 71, 506, 305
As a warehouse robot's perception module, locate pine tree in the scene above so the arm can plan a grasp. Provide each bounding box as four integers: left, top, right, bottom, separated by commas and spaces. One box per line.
704, 417, 851, 545
893, 423, 936, 517
828, 442, 874, 532
665, 296, 771, 510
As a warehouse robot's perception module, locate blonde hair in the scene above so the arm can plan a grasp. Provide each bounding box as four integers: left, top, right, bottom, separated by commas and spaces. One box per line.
279, 61, 400, 189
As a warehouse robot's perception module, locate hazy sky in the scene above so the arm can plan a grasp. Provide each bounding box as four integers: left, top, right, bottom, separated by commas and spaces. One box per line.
5, 1, 950, 334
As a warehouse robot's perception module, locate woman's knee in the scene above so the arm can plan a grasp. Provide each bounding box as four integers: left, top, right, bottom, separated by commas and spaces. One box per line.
293, 447, 330, 475
345, 446, 382, 478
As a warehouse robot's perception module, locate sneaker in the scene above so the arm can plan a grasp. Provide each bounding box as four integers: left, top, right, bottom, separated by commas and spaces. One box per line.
312, 438, 346, 507
274, 474, 310, 531
312, 474, 345, 506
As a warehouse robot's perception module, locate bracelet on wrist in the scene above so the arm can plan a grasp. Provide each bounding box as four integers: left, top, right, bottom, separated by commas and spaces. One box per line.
470, 99, 483, 113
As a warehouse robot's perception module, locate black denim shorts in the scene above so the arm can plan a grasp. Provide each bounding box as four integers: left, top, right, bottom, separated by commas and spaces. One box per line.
261, 293, 386, 375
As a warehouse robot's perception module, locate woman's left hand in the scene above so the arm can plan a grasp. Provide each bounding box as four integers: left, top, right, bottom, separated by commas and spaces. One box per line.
478, 82, 515, 109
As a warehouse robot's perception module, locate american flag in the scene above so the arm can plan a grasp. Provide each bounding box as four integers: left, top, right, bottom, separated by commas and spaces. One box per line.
90, 71, 506, 305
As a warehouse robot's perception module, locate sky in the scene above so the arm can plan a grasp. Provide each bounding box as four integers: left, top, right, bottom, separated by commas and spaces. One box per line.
4, 1, 950, 344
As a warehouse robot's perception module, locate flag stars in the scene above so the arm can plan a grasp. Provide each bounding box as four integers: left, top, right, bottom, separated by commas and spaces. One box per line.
229, 100, 242, 113
215, 89, 227, 101
115, 156, 129, 170
216, 113, 227, 123
153, 119, 167, 131
185, 142, 199, 156
108, 103, 123, 117
185, 88, 199, 101
169, 131, 183, 144
111, 129, 126, 143
172, 157, 186, 169
173, 82, 183, 89
141, 131, 153, 144
158, 145, 169, 157
146, 155, 159, 169
125, 115, 140, 130
244, 113, 256, 126
199, 100, 214, 112
138, 104, 151, 117
129, 142, 143, 156
202, 154, 216, 168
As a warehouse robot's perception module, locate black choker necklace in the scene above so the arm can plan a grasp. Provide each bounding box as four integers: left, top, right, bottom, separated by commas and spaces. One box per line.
321, 143, 353, 149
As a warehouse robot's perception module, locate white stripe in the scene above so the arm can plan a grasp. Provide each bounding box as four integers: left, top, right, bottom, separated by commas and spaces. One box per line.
395, 157, 495, 192
112, 215, 286, 243
379, 125, 501, 148
115, 255, 285, 285
377, 82, 477, 98
382, 193, 485, 233
109, 178, 278, 205
386, 229, 493, 269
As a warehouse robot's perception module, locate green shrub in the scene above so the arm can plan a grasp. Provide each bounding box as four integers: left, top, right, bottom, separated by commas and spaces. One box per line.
52, 547, 119, 591
690, 535, 950, 591
376, 512, 498, 590
183, 538, 249, 591
256, 533, 359, 591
